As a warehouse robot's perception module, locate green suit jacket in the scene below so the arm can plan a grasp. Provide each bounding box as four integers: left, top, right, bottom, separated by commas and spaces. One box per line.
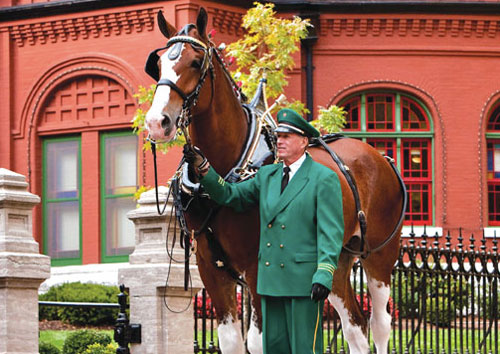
200, 154, 344, 297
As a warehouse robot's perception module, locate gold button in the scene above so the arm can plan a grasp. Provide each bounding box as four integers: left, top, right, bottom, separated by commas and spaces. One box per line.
265, 261, 270, 266
281, 225, 286, 229
280, 263, 284, 268
268, 224, 272, 228
280, 244, 284, 248
267, 242, 271, 247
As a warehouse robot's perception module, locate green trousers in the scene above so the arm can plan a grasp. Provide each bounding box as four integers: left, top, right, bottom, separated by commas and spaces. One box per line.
261, 295, 324, 354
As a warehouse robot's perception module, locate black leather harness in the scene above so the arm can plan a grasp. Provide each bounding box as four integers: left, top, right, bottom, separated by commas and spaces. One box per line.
309, 134, 407, 258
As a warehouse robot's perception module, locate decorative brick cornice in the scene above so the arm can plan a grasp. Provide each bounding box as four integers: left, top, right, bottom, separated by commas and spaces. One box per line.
320, 17, 500, 38
207, 7, 244, 36
8, 7, 159, 47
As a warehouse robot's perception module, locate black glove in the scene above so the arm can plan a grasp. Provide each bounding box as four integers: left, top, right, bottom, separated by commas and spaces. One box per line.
183, 144, 208, 172
311, 283, 330, 302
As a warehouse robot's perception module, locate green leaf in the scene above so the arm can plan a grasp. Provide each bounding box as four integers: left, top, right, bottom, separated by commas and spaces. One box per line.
311, 105, 347, 134
225, 2, 311, 100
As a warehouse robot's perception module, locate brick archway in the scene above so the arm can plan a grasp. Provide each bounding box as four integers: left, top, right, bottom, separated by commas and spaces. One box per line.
38, 75, 136, 133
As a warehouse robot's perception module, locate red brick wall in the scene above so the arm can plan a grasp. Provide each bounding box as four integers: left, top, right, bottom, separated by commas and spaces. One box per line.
2, 1, 500, 261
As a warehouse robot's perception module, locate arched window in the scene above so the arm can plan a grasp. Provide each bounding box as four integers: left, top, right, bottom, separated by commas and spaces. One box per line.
339, 92, 433, 226
40, 75, 137, 265
486, 102, 500, 225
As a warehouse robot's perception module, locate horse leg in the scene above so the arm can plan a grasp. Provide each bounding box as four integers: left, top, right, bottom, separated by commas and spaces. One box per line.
236, 259, 262, 354
218, 311, 246, 354
366, 275, 391, 354
246, 303, 263, 354
361, 238, 399, 354
329, 252, 370, 354
196, 246, 245, 354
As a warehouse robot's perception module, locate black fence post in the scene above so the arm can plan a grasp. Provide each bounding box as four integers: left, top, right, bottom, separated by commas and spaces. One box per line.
114, 284, 141, 354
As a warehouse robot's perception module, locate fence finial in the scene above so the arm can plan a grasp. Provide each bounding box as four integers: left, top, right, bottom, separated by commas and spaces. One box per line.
469, 233, 476, 251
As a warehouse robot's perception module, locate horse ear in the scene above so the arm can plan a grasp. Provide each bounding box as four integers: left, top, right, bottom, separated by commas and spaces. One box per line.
196, 7, 208, 40
157, 10, 176, 39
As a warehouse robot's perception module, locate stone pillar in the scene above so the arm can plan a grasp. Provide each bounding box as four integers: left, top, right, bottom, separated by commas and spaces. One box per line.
0, 168, 51, 354
118, 186, 203, 354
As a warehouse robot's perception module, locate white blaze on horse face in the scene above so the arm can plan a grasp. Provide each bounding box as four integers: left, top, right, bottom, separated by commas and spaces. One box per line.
218, 313, 245, 354
145, 47, 184, 142
328, 293, 370, 354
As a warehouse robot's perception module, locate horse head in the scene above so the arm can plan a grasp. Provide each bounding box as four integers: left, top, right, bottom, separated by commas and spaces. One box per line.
145, 8, 211, 143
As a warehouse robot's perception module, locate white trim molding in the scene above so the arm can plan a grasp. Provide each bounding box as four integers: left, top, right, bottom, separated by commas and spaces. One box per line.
401, 226, 443, 237
483, 227, 500, 238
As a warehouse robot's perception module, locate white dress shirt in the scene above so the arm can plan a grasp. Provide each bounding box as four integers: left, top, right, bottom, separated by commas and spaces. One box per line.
284, 153, 307, 182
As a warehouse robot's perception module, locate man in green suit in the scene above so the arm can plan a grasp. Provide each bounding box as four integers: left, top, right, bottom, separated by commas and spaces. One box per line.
184, 108, 344, 354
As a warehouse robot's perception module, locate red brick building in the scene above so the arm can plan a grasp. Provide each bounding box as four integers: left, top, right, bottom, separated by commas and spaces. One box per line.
1, 0, 499, 267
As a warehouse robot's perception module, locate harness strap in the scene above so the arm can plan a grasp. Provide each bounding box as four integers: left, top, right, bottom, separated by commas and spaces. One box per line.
171, 168, 247, 287
369, 156, 407, 254
167, 35, 208, 50
314, 137, 368, 257
205, 227, 247, 287
150, 142, 170, 215
314, 136, 408, 258
157, 78, 188, 101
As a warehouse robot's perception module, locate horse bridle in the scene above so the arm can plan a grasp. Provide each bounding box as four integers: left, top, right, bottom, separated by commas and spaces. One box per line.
145, 35, 214, 141
144, 34, 218, 293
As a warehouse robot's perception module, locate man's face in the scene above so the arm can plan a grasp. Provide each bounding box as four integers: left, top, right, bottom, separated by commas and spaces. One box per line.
276, 132, 308, 165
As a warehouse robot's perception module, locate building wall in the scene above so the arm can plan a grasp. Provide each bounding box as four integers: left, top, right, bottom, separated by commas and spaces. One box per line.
1, 0, 499, 264
0, 0, 247, 264
310, 11, 500, 235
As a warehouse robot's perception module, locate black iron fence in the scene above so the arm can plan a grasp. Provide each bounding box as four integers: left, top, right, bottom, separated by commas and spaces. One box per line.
39, 284, 141, 353
194, 229, 500, 354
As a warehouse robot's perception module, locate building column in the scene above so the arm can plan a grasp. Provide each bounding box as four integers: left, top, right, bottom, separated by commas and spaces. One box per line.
118, 186, 203, 354
0, 168, 51, 354
81, 131, 100, 264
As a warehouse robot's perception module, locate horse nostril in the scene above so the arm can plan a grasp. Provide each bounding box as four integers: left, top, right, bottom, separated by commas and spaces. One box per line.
161, 114, 171, 131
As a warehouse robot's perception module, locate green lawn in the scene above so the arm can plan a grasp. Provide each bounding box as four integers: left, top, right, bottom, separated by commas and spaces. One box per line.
42, 328, 500, 353
326, 328, 500, 353
39, 330, 114, 351
196, 328, 500, 353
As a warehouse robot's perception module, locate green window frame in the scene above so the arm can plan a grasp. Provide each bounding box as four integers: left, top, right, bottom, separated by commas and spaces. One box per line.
100, 131, 138, 263
485, 102, 500, 226
340, 92, 435, 225
42, 136, 82, 266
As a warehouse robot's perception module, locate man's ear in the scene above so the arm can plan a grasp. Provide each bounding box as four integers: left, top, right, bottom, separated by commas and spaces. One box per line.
302, 136, 310, 149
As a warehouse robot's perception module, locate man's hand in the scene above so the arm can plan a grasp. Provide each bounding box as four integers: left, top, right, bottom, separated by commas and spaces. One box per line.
183, 144, 209, 176
311, 283, 330, 302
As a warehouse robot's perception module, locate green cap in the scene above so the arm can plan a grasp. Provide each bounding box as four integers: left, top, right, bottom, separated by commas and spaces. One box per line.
275, 108, 320, 138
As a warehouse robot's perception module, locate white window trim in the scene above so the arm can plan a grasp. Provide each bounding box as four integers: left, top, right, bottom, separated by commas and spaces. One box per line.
401, 225, 443, 238
483, 227, 500, 238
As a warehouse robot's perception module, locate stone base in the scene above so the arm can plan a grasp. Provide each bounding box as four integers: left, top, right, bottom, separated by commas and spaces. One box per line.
0, 169, 50, 354
118, 263, 203, 354
0, 278, 48, 354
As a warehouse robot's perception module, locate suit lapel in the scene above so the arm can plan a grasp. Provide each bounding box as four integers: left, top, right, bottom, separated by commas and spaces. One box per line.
266, 155, 312, 223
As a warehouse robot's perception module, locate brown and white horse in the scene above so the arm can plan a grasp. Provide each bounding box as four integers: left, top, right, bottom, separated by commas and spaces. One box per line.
145, 8, 405, 354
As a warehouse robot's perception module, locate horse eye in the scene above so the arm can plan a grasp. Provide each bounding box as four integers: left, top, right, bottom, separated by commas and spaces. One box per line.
191, 60, 202, 69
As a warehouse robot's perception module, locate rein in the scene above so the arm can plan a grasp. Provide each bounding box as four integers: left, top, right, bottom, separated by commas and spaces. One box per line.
146, 34, 253, 294
310, 134, 408, 258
